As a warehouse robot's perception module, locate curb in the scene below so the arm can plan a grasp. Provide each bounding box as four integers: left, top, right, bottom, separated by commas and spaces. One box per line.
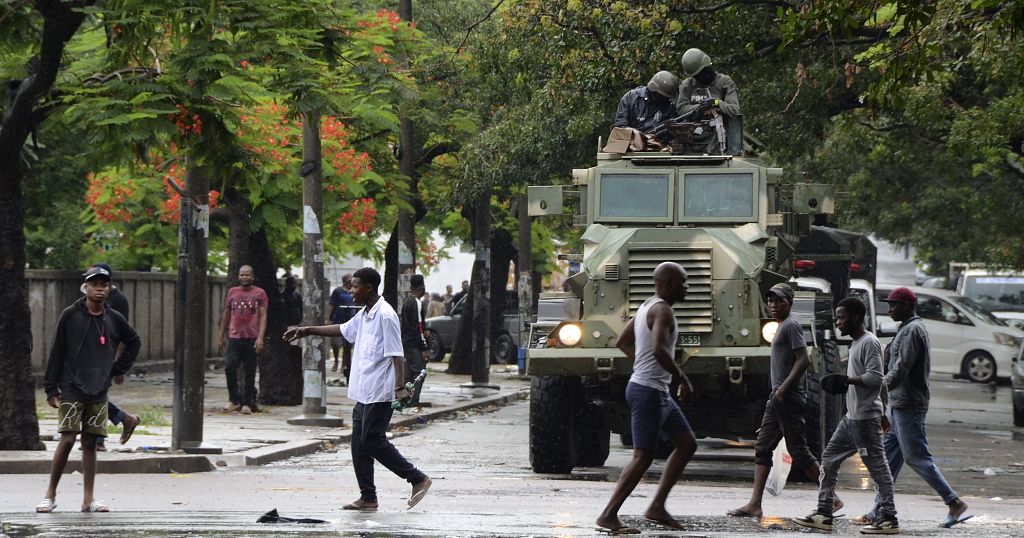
227, 388, 530, 468
1, 388, 528, 475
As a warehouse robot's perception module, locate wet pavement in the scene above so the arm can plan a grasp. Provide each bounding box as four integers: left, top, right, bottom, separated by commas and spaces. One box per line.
3, 377, 1023, 537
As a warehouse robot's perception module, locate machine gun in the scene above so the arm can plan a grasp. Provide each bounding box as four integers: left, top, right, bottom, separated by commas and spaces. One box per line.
392, 368, 428, 411
649, 104, 708, 143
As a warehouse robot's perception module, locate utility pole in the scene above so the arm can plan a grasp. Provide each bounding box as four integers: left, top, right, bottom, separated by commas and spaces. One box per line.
171, 166, 219, 454
288, 111, 343, 427
516, 193, 533, 372
395, 0, 417, 307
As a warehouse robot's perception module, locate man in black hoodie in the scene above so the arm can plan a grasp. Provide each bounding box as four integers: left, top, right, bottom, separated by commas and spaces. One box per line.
36, 266, 141, 513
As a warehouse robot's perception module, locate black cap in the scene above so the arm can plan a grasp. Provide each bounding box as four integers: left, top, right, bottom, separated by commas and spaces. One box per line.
410, 274, 425, 289
82, 266, 111, 282
766, 282, 794, 302
91, 262, 114, 280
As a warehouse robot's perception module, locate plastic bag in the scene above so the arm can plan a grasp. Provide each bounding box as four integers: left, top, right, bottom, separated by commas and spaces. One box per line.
765, 437, 793, 496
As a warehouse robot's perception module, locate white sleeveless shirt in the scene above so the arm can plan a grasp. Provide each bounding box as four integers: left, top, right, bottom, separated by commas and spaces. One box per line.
629, 296, 677, 393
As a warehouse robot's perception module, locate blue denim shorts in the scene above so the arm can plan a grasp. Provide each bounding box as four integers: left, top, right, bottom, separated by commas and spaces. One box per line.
625, 381, 692, 450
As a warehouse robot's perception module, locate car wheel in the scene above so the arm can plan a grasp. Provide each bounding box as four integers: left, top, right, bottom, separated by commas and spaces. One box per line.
491, 333, 516, 364
424, 329, 445, 362
961, 351, 996, 383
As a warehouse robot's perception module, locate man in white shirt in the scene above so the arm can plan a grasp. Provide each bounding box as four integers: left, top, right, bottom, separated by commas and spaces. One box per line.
284, 268, 432, 511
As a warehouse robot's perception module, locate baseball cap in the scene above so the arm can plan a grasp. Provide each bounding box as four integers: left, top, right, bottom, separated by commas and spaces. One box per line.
82, 266, 111, 282
766, 282, 794, 302
91, 262, 114, 280
882, 286, 917, 304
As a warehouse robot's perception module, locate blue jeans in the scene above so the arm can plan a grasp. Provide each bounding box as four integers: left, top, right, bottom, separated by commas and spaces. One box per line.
869, 407, 959, 519
819, 417, 895, 518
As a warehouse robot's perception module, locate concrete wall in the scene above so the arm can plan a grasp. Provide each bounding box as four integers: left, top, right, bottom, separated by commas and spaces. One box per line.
27, 270, 227, 373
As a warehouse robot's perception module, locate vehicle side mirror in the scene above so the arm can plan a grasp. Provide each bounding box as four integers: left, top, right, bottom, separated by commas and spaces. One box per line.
878, 321, 899, 338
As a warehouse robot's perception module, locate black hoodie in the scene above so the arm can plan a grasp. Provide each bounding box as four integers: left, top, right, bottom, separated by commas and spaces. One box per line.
42, 297, 141, 402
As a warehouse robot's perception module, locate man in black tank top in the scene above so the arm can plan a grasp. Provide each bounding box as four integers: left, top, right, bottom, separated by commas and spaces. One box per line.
596, 262, 697, 534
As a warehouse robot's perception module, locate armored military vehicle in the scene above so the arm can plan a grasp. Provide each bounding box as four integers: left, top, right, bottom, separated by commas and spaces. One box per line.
526, 145, 847, 474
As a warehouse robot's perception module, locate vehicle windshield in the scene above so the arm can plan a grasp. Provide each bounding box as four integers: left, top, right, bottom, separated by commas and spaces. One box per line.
963, 275, 1024, 312
598, 173, 671, 218
950, 296, 1007, 326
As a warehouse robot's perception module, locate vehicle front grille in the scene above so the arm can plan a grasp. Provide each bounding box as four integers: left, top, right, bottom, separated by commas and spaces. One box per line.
627, 247, 714, 333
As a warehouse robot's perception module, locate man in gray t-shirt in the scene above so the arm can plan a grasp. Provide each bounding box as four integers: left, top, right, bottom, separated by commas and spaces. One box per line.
729, 283, 832, 518
793, 297, 898, 534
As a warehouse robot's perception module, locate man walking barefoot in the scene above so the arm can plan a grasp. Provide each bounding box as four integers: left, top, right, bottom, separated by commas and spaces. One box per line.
596, 262, 698, 534
284, 268, 432, 510
728, 283, 840, 518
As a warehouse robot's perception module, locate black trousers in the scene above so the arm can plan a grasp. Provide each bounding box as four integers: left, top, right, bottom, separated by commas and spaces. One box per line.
225, 338, 258, 408
351, 401, 426, 502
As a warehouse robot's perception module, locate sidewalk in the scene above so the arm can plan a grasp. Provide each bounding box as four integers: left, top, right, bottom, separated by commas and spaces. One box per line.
1, 362, 528, 474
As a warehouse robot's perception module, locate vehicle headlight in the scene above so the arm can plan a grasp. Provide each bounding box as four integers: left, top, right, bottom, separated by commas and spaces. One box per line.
993, 332, 1022, 348
761, 321, 779, 344
556, 323, 583, 347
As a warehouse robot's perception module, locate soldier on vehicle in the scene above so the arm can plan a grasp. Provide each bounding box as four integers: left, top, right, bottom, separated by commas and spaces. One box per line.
676, 48, 740, 120
614, 71, 680, 134
596, 262, 698, 535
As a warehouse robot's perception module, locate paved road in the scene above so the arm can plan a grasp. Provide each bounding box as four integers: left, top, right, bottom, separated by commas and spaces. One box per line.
4, 385, 1022, 537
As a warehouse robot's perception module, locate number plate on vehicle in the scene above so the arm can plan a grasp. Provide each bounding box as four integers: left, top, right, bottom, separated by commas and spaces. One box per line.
678, 334, 700, 346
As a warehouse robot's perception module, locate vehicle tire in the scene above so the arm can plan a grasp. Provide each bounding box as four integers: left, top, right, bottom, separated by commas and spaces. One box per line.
1014, 398, 1024, 428
619, 430, 633, 448
573, 400, 611, 467
424, 329, 445, 362
961, 351, 996, 383
530, 376, 579, 473
491, 332, 516, 365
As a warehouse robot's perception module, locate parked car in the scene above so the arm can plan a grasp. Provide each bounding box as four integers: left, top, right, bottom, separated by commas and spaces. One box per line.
955, 270, 1024, 330
875, 285, 1024, 383
423, 295, 519, 364
1012, 342, 1024, 426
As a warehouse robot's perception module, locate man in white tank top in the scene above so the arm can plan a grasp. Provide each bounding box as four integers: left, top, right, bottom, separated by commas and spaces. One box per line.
596, 262, 697, 534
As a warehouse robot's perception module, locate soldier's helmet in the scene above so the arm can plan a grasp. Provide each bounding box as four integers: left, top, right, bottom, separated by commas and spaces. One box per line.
681, 48, 713, 78
646, 71, 680, 99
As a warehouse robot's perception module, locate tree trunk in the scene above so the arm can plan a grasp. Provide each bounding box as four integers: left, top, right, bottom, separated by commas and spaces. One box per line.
445, 193, 494, 380
383, 224, 399, 309
0, 175, 44, 450
223, 188, 301, 405
490, 227, 517, 338
0, 0, 93, 450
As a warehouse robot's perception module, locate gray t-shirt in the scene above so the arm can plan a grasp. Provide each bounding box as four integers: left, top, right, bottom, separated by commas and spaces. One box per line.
846, 332, 885, 420
770, 314, 807, 401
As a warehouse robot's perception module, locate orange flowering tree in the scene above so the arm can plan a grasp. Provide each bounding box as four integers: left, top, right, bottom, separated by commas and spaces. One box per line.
75, 5, 432, 270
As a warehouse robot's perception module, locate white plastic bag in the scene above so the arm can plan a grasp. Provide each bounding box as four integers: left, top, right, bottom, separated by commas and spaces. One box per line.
765, 437, 793, 496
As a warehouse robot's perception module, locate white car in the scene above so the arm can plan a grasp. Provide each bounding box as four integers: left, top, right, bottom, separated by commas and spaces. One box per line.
955, 270, 1024, 330
875, 285, 1024, 383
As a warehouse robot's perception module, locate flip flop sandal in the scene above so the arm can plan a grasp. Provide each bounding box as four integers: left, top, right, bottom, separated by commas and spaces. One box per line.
82, 500, 109, 513
407, 477, 432, 509
595, 525, 641, 535
940, 514, 973, 528
36, 499, 56, 513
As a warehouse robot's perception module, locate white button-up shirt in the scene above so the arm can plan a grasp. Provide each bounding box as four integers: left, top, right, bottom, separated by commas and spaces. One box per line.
338, 297, 405, 404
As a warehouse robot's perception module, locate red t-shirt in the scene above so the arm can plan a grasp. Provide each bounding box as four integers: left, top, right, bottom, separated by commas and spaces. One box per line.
225, 286, 268, 339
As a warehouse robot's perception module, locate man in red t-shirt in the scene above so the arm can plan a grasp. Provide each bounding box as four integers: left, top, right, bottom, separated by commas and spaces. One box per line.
218, 265, 268, 414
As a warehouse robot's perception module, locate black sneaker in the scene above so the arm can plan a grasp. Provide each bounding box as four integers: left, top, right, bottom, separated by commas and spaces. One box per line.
793, 511, 833, 531
861, 516, 899, 535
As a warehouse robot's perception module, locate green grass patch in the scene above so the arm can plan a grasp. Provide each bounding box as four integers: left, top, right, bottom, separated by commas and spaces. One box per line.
36, 399, 56, 420
132, 405, 171, 427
